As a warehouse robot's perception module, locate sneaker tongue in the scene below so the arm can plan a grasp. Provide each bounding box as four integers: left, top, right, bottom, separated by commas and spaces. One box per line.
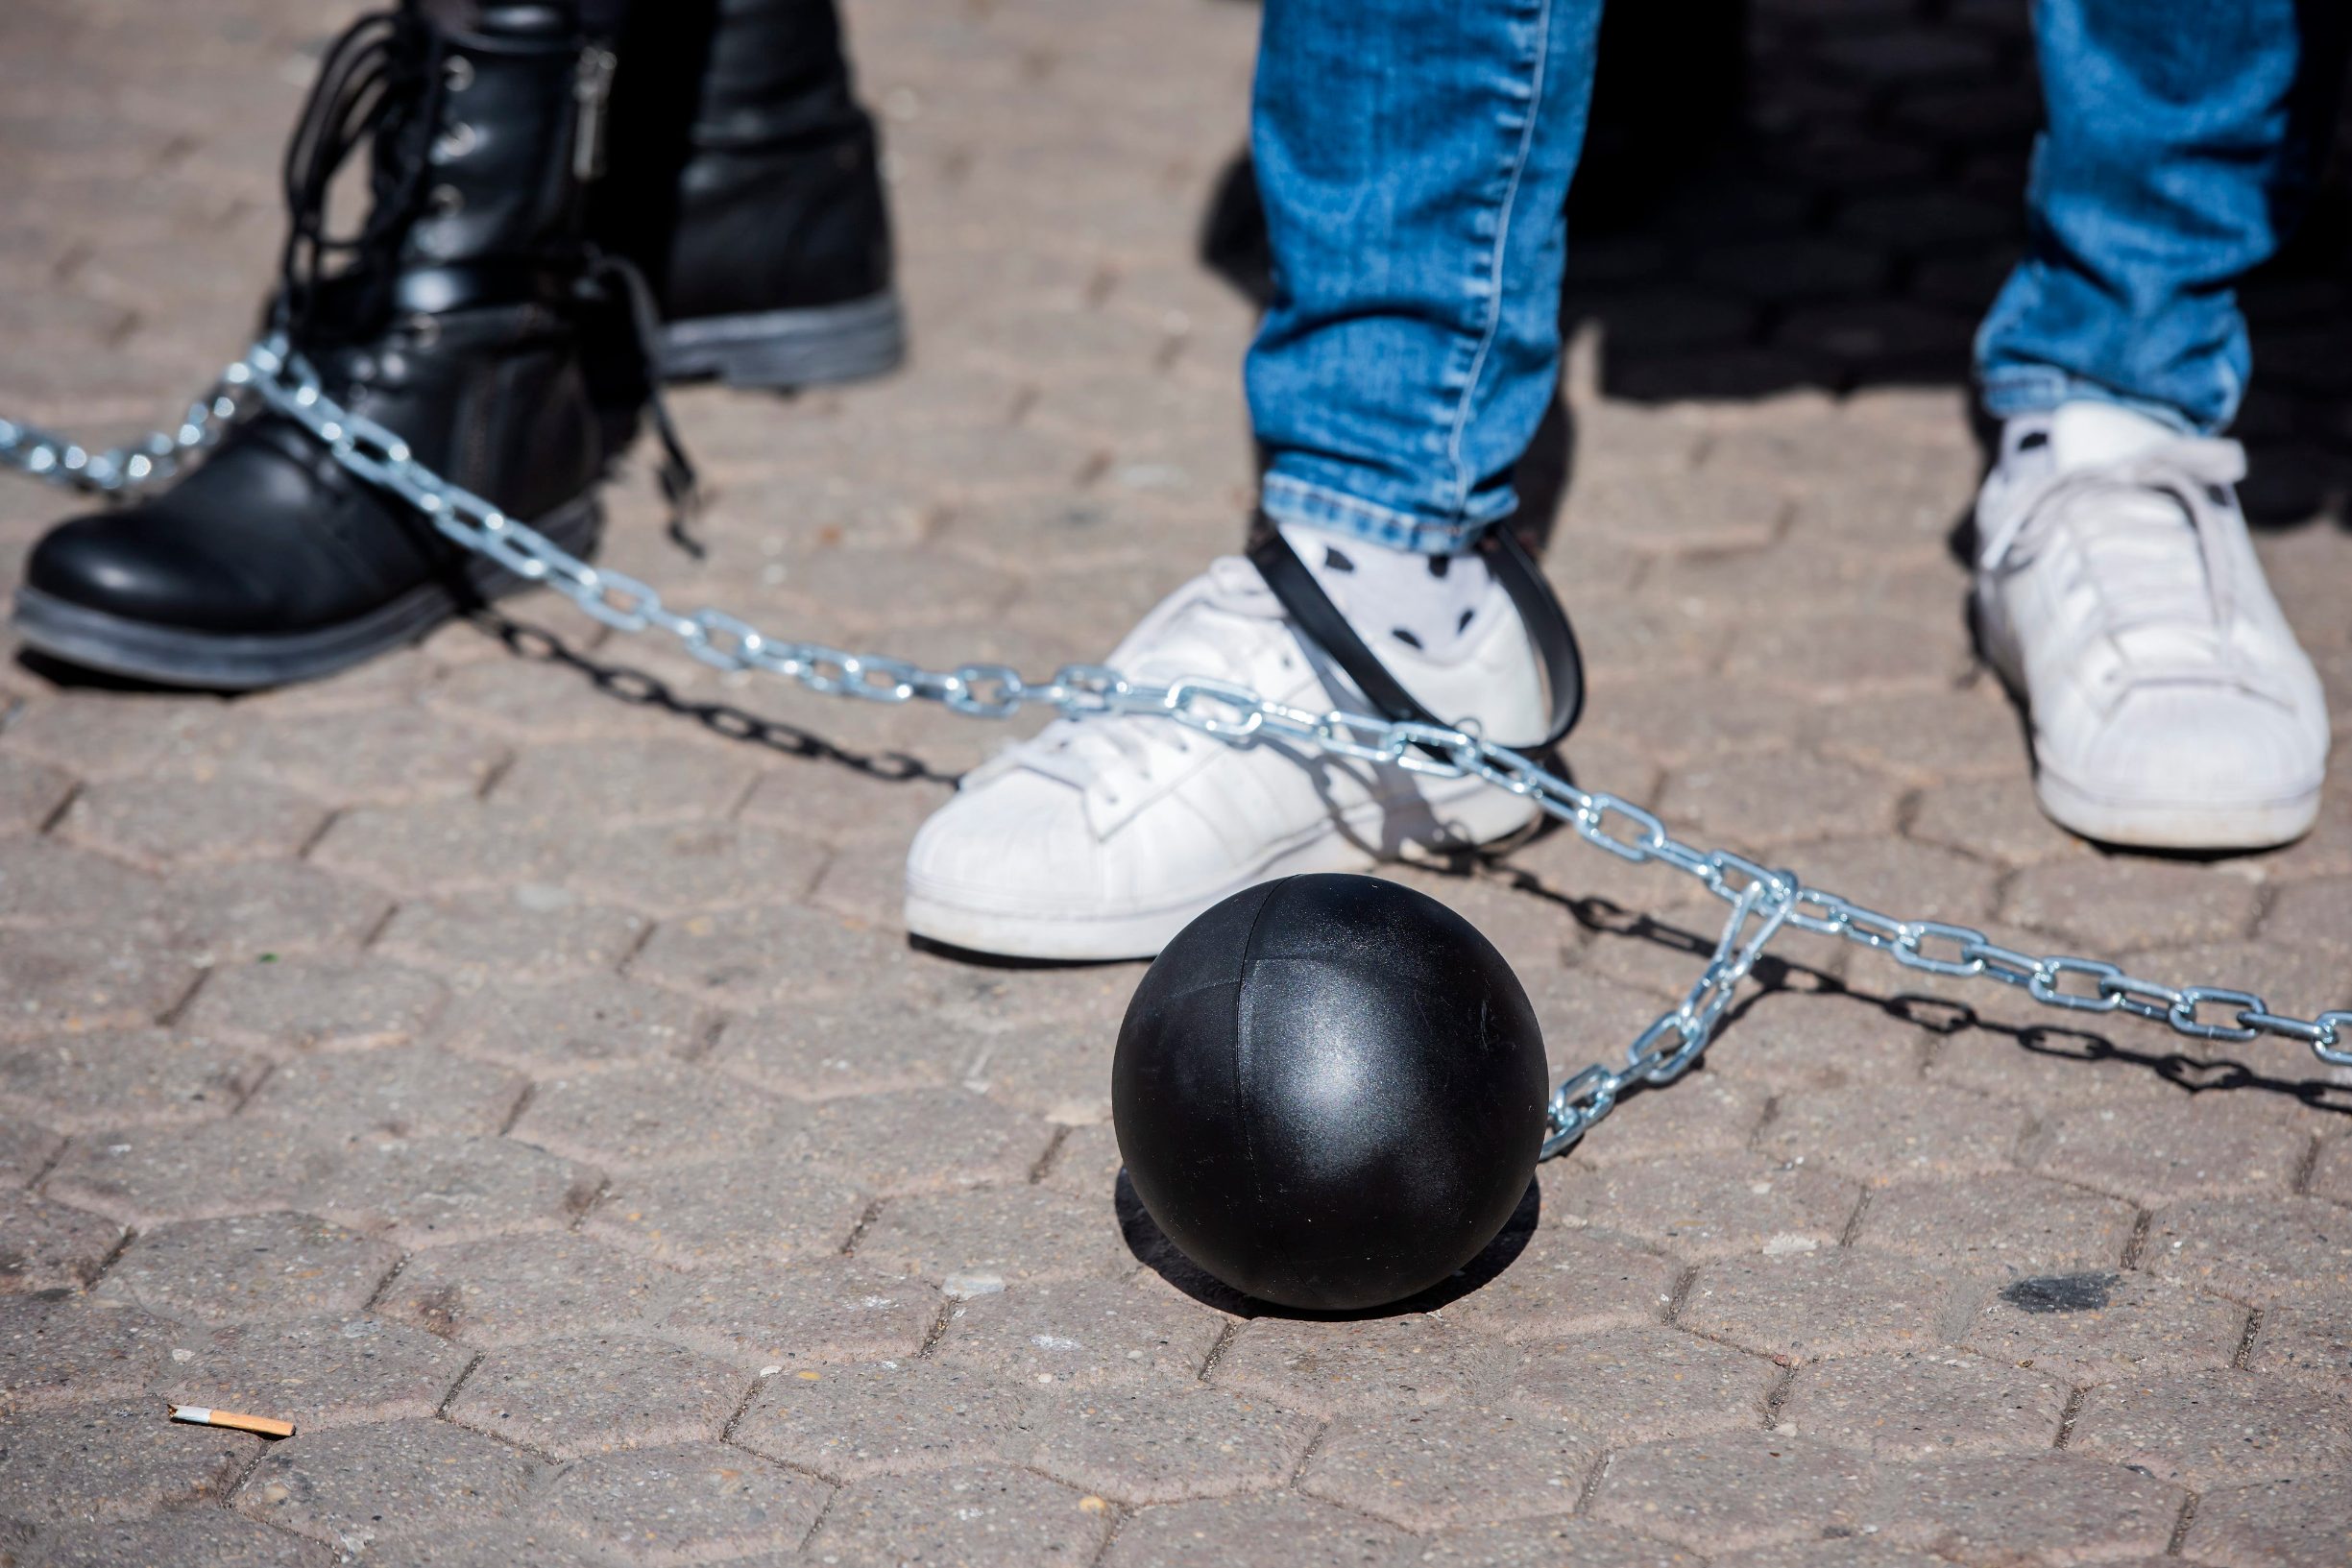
2048, 402, 2180, 471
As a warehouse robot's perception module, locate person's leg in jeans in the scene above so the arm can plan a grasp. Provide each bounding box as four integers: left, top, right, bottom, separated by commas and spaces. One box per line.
904, 0, 1606, 960
1971, 0, 2347, 849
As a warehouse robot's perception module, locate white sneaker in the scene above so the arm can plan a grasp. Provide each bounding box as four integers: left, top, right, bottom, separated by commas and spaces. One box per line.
903, 555, 1548, 958
1974, 401, 2330, 849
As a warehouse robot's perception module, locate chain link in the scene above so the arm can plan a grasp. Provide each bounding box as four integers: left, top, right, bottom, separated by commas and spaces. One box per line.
0, 355, 263, 495
10, 340, 2350, 1154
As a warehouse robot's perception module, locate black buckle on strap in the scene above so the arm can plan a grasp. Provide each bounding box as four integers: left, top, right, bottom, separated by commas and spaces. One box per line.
1246, 514, 1584, 753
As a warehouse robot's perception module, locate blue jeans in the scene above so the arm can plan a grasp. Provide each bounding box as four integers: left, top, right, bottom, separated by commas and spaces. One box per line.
1246, 0, 2348, 550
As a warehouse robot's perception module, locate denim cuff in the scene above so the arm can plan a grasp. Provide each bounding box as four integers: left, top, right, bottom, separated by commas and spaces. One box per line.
1978, 364, 2211, 437
1259, 470, 1511, 556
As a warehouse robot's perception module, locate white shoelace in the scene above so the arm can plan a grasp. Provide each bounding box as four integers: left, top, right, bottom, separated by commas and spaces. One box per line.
1979, 437, 2255, 682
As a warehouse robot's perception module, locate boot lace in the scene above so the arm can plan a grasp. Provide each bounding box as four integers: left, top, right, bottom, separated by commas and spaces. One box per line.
276, 6, 448, 339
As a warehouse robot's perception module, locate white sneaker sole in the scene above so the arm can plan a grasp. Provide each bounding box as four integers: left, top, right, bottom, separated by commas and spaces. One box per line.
2032, 764, 2322, 853
904, 780, 1541, 961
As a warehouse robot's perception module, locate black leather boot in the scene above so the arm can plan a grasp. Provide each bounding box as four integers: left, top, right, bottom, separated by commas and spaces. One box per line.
592, 0, 903, 390
15, 1, 630, 689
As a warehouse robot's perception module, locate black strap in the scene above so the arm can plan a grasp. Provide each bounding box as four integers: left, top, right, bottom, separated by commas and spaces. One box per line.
1247, 515, 1584, 752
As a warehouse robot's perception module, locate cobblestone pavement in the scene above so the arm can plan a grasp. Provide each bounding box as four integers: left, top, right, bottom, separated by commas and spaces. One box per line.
4, 0, 2352, 1563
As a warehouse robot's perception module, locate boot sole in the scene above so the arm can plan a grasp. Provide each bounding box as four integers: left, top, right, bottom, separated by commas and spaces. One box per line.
658, 291, 906, 390
11, 494, 602, 691
903, 776, 1541, 962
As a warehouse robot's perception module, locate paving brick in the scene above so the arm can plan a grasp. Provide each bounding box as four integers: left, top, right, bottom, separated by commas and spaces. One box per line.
164, 1314, 471, 1430
1960, 1268, 2248, 1384
1815, 690, 2022, 785
2021, 1100, 2309, 1209
1907, 773, 2090, 868
1921, 1026, 2218, 1113
2182, 1475, 2352, 1568
1589, 1432, 1874, 1552
376, 890, 647, 986
1298, 1408, 1600, 1531
0, 1117, 59, 1191
155, 860, 395, 963
1402, 1515, 1705, 1567
707, 997, 971, 1101
2306, 1133, 2352, 1205
1678, 1250, 1962, 1363
804, 1463, 1108, 1567
243, 1047, 528, 1145
536, 1440, 831, 1565
564, 822, 827, 918
1549, 1152, 1862, 1263
1509, 1322, 1775, 1441
852, 1182, 1135, 1291
1701, 985, 1935, 1094
376, 1233, 679, 1348
1211, 1315, 1511, 1417
182, 955, 449, 1052
1572, 1075, 1770, 1170
437, 977, 715, 1075
234, 1418, 549, 1547
1758, 1083, 2025, 1185
734, 1359, 1025, 1481
2002, 857, 2264, 953
934, 1276, 1225, 1389
0, 1028, 263, 1131
2067, 1369, 2352, 1489
2243, 1302, 2351, 1392
449, 1334, 752, 1459
42, 1122, 339, 1228
21, 1512, 334, 1568
1780, 1350, 2067, 1459
0, 1294, 175, 1410
96, 1211, 398, 1324
335, 1523, 623, 1567
1021, 1382, 1320, 1506
1103, 1493, 1412, 1568
1706, 1544, 1948, 1568
0, 925, 203, 1043
0, 752, 72, 837
1867, 1452, 2183, 1564
627, 903, 925, 1010
661, 1261, 938, 1366
2146, 1195, 2352, 1306
491, 741, 756, 825
307, 1135, 602, 1246
311, 801, 583, 899
0, 838, 161, 929
1656, 752, 1909, 851
2261, 874, 2352, 951
0, 696, 214, 781
513, 1063, 797, 1172
0, 1397, 256, 1528
585, 1156, 867, 1271
211, 705, 508, 806
57, 771, 327, 871
1420, 1223, 1677, 1342
0, 1188, 124, 1294
794, 1087, 1053, 1194
1852, 1172, 2137, 1276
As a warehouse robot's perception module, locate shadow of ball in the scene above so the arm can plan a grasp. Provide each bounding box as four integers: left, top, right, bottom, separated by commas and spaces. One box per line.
1112, 873, 1548, 1312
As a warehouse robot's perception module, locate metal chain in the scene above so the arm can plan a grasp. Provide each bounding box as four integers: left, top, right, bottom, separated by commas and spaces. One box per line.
0, 357, 262, 495
10, 339, 2350, 1158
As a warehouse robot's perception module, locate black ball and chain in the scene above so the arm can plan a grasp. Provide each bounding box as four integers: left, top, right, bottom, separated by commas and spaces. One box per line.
1112, 874, 1548, 1312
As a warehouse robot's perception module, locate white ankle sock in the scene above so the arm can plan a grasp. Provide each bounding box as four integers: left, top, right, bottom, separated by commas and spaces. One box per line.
1278, 522, 1496, 663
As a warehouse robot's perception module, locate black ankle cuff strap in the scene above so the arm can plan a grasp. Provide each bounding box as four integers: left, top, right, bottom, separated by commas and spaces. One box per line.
1245, 515, 1584, 752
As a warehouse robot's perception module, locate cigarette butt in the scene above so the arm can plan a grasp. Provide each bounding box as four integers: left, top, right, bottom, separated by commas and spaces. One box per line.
170, 1405, 296, 1438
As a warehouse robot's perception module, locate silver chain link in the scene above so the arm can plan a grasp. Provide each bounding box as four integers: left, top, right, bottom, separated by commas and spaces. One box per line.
10, 340, 2350, 1156
0, 358, 261, 495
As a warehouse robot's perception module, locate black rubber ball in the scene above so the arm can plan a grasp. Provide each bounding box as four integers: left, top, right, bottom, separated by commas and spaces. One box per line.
1112, 873, 1547, 1312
